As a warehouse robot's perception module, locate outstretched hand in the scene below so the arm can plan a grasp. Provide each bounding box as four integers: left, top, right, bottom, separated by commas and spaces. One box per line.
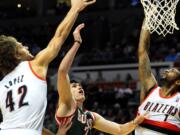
56, 117, 73, 135
73, 23, 85, 44
71, 0, 96, 12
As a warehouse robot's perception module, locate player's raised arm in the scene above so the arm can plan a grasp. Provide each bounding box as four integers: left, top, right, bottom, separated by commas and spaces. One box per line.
57, 24, 84, 110
31, 0, 96, 79
138, 20, 157, 102
93, 112, 145, 135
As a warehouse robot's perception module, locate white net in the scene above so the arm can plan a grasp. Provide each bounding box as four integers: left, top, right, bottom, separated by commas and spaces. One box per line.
141, 0, 179, 36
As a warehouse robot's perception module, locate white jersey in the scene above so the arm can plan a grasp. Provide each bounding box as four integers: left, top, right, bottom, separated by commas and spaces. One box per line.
0, 61, 47, 135
135, 85, 180, 135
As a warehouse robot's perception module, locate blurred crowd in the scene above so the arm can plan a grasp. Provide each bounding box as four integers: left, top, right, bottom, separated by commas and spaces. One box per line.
0, 0, 180, 67
0, 18, 180, 67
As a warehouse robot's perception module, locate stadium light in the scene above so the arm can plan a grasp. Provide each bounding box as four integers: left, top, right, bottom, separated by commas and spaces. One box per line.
17, 3, 22, 8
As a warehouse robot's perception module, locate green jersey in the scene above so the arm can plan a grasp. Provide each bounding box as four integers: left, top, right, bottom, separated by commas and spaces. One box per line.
56, 107, 95, 135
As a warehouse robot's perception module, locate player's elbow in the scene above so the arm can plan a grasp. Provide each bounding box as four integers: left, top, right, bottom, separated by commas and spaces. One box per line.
54, 28, 68, 42
49, 36, 65, 52
58, 67, 67, 75
58, 65, 69, 76
117, 125, 131, 135
115, 127, 122, 135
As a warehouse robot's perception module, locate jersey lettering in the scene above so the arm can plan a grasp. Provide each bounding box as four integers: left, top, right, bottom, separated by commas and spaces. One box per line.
4, 75, 24, 89
143, 101, 178, 116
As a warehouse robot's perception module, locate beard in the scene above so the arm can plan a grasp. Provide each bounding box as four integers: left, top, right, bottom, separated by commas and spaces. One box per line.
159, 75, 174, 87
159, 77, 168, 86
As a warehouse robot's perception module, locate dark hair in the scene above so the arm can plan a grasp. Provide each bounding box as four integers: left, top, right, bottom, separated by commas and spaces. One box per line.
0, 35, 19, 75
70, 80, 79, 84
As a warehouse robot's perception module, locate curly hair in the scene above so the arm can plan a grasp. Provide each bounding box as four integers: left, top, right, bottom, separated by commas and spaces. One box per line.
0, 35, 19, 76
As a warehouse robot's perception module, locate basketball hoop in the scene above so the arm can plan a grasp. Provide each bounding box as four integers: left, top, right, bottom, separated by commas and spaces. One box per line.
141, 0, 179, 36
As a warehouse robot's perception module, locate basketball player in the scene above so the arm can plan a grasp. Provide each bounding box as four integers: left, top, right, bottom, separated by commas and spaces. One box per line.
0, 0, 96, 135
55, 23, 147, 135
135, 20, 180, 135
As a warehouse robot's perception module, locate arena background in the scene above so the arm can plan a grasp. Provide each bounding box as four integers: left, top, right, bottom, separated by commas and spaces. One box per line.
0, 0, 180, 134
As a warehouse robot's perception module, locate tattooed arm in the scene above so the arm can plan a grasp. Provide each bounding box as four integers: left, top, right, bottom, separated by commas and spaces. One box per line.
138, 20, 157, 102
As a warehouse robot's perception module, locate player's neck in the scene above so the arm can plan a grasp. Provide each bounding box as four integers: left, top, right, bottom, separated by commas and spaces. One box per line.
161, 86, 177, 97
77, 101, 83, 109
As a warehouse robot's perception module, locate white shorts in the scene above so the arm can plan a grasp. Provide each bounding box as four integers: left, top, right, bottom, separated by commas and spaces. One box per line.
0, 128, 41, 135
